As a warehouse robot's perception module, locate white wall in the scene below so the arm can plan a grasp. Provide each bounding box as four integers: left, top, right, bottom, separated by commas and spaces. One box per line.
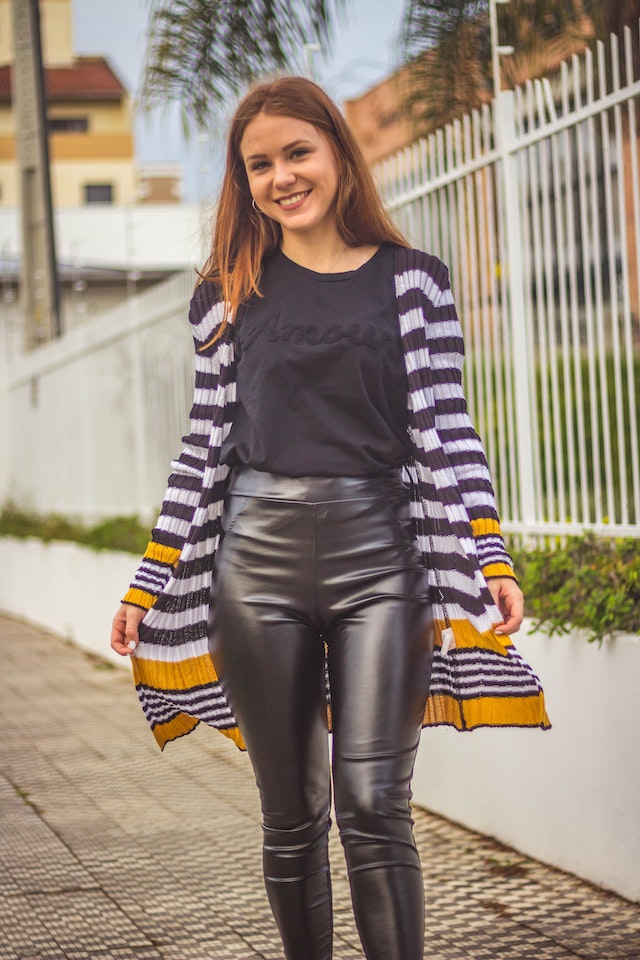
414, 629, 640, 903
0, 535, 638, 903
0, 205, 207, 272
0, 537, 138, 669
0, 313, 10, 505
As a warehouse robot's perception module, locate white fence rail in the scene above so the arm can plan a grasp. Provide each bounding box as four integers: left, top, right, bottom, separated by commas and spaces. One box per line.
1, 271, 195, 522
378, 26, 640, 537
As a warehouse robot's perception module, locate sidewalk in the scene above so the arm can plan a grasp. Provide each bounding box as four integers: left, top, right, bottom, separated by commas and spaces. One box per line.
1, 613, 639, 960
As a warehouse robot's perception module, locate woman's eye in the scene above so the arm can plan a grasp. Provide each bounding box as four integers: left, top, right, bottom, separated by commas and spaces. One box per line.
250, 161, 268, 172
291, 149, 308, 160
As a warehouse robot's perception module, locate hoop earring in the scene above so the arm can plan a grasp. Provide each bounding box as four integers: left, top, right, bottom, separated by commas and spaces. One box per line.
251, 198, 260, 212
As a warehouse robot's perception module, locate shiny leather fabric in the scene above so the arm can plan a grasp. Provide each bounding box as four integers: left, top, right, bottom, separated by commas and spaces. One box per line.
209, 468, 434, 960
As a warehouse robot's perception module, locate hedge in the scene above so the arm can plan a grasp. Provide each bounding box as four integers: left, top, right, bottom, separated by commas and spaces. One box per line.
0, 505, 149, 556
510, 534, 640, 643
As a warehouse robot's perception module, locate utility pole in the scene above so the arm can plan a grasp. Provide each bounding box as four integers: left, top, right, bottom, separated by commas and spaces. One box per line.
11, 0, 60, 349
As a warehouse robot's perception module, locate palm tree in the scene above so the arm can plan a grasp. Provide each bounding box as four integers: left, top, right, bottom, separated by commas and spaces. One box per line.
140, 0, 346, 129
140, 0, 640, 133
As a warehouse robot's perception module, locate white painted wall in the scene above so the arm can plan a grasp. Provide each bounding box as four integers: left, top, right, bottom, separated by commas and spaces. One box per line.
0, 205, 207, 271
414, 629, 640, 903
0, 536, 638, 903
0, 537, 138, 669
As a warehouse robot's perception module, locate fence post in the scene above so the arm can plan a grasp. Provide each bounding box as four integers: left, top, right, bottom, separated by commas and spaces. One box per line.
128, 298, 150, 520
494, 90, 537, 531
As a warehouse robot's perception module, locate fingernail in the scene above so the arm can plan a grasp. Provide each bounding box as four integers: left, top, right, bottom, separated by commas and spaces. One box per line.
127, 640, 137, 650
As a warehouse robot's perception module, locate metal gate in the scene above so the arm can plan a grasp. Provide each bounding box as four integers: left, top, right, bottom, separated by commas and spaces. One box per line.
377, 26, 640, 537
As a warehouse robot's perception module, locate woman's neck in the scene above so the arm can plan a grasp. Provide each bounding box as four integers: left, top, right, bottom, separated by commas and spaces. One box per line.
280, 232, 346, 274
280, 234, 381, 275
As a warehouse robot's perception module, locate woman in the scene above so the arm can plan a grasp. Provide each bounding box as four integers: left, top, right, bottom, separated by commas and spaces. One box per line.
111, 76, 549, 960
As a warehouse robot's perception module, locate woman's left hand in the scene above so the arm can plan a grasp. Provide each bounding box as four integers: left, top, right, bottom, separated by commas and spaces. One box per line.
486, 577, 524, 635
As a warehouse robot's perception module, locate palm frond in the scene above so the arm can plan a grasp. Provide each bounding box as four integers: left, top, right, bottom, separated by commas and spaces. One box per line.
140, 0, 344, 129
398, 0, 629, 136
398, 0, 490, 132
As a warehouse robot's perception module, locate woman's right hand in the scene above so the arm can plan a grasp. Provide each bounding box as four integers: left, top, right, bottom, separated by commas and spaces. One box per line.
110, 603, 146, 656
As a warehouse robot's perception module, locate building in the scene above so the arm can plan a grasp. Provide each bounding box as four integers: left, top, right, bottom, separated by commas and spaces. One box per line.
0, 0, 140, 207
0, 0, 201, 336
343, 72, 413, 166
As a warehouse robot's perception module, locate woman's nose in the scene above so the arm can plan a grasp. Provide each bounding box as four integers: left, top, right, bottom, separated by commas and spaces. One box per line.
273, 164, 296, 188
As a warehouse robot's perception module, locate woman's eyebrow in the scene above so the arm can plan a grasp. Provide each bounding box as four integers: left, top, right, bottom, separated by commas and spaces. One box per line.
244, 139, 312, 162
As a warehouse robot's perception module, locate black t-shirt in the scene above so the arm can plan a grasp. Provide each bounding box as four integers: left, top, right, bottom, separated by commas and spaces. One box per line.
220, 244, 410, 477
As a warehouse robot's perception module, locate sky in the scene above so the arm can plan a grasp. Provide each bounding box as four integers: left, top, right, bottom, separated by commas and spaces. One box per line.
72, 0, 406, 203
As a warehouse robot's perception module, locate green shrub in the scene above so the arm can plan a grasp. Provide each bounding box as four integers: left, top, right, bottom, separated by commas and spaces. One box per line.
82, 516, 150, 554
0, 504, 150, 555
510, 534, 640, 643
0, 504, 82, 542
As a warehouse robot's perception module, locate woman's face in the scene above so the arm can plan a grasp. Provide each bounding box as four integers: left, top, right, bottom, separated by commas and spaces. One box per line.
240, 113, 340, 242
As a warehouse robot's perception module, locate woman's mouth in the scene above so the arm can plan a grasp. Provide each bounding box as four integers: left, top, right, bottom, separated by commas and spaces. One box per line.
275, 191, 311, 209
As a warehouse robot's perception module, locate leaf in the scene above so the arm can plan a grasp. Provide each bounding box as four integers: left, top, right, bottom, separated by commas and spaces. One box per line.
140, 0, 345, 129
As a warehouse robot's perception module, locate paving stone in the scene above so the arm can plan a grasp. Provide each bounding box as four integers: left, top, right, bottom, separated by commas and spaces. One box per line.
1, 613, 639, 959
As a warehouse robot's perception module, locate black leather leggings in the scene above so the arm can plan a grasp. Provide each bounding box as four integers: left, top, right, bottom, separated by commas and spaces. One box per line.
209, 468, 434, 960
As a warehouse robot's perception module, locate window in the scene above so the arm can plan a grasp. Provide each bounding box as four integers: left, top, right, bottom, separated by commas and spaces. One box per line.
84, 183, 113, 204
48, 117, 89, 132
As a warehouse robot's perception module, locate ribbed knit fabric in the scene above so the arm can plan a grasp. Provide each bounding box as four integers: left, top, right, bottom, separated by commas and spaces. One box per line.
124, 247, 550, 749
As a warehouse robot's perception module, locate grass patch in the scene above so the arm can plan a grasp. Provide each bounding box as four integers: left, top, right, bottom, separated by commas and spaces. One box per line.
0, 504, 150, 555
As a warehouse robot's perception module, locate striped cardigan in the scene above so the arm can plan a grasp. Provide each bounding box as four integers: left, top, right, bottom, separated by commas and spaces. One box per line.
124, 247, 550, 750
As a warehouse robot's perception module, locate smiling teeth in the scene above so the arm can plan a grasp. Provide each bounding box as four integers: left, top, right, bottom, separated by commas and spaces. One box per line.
278, 192, 308, 207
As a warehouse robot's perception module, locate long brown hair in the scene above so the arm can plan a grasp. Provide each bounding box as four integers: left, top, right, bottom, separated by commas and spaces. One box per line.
201, 75, 408, 341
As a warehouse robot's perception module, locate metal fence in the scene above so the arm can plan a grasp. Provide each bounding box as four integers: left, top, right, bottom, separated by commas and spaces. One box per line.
377, 26, 640, 538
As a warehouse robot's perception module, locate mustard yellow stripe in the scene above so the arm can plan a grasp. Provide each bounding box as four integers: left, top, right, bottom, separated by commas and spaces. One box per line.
143, 540, 182, 567
423, 692, 550, 730
470, 518, 502, 537
133, 653, 219, 691
122, 587, 157, 610
131, 657, 246, 750
152, 712, 200, 749
460, 694, 550, 730
153, 714, 246, 751
482, 562, 517, 580
433, 618, 513, 653
218, 726, 246, 750
423, 692, 465, 728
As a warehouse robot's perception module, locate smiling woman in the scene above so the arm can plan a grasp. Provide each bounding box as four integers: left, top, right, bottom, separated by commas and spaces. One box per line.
241, 117, 341, 250
198, 75, 408, 336
110, 75, 549, 960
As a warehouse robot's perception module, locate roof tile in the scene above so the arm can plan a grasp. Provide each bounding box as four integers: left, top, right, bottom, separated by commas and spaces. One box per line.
0, 57, 127, 102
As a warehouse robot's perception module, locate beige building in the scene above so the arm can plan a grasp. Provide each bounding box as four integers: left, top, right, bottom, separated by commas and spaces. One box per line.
0, 0, 140, 207
0, 0, 182, 207
0, 0, 194, 334
343, 73, 413, 166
